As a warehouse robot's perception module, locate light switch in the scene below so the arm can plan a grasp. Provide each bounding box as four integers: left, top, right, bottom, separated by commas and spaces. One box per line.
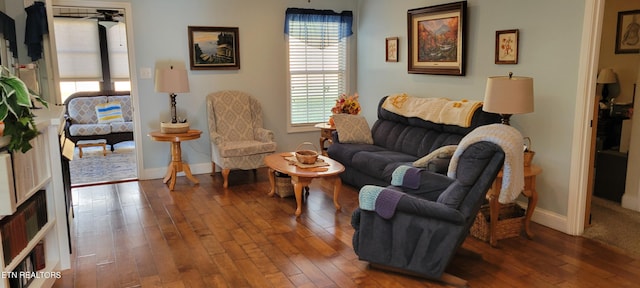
140, 68, 152, 79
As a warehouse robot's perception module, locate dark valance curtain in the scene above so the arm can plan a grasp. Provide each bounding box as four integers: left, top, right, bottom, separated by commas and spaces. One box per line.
284, 8, 353, 41
25, 1, 49, 61
0, 12, 18, 59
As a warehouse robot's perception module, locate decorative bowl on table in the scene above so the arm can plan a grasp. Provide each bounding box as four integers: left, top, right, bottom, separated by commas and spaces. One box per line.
161, 122, 190, 134
295, 142, 319, 164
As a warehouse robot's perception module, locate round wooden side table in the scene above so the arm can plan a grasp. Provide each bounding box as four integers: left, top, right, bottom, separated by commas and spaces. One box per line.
148, 129, 202, 191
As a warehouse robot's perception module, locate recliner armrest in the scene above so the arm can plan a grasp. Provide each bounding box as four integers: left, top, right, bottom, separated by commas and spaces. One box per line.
395, 194, 465, 224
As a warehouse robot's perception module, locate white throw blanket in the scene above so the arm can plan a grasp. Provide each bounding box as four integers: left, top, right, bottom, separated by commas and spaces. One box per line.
447, 124, 524, 204
381, 93, 483, 127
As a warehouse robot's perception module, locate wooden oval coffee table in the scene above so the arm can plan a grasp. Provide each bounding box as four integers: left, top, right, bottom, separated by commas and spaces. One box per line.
264, 153, 345, 216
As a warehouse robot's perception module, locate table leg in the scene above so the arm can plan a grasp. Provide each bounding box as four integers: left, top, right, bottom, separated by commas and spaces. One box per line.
183, 163, 199, 185
487, 178, 501, 248
267, 168, 276, 197
292, 176, 312, 217
522, 176, 538, 239
330, 175, 342, 211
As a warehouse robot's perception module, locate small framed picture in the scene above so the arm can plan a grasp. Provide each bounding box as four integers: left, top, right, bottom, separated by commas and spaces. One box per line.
495, 29, 519, 64
188, 26, 240, 70
615, 10, 640, 54
386, 37, 399, 62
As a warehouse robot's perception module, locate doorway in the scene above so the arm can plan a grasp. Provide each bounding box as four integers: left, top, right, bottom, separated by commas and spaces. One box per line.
48, 1, 141, 187
579, 1, 640, 255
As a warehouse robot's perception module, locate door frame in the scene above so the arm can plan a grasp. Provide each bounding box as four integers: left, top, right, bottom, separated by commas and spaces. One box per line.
47, 0, 143, 180
567, 0, 605, 235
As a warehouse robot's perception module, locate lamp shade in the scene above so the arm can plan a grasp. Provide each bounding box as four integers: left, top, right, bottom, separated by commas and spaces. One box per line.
483, 75, 534, 115
596, 68, 617, 84
155, 67, 190, 93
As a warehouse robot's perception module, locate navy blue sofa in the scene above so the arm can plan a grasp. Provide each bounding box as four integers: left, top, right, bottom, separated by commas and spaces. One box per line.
327, 96, 501, 189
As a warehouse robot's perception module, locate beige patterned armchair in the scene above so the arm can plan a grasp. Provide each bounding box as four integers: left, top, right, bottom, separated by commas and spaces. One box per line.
206, 90, 277, 188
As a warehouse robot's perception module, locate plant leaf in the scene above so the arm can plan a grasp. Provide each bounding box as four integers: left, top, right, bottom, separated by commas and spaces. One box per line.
2, 76, 31, 107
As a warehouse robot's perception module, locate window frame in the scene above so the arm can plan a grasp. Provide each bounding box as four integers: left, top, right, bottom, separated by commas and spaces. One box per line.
285, 9, 354, 133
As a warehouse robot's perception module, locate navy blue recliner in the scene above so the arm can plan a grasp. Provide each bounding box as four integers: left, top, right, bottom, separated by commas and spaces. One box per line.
351, 141, 505, 285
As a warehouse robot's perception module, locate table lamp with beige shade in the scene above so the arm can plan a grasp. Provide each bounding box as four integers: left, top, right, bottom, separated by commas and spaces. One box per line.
482, 72, 534, 125
596, 68, 617, 103
155, 65, 190, 133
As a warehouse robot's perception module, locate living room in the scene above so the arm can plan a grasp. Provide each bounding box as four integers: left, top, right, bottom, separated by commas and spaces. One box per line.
1, 0, 640, 287
101, 0, 638, 237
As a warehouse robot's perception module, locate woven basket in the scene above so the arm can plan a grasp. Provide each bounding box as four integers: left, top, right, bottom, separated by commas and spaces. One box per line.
274, 171, 294, 198
470, 203, 525, 242
523, 137, 535, 167
295, 142, 319, 164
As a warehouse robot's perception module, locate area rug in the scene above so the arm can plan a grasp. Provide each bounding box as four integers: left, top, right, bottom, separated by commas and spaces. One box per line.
582, 197, 640, 257
69, 141, 137, 186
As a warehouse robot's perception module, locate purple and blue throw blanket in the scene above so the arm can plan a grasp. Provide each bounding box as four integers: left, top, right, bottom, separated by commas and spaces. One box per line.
359, 185, 406, 219
391, 165, 424, 189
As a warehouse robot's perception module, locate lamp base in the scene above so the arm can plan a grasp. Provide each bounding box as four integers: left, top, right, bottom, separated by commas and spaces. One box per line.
499, 114, 513, 125
161, 122, 190, 134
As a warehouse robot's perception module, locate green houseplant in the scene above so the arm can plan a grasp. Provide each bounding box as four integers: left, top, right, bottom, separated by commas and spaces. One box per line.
0, 66, 48, 153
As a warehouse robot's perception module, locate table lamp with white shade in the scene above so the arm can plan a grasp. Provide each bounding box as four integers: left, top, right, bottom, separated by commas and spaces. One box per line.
155, 66, 190, 133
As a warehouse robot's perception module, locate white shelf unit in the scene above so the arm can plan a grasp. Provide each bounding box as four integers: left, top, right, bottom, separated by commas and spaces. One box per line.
0, 107, 71, 288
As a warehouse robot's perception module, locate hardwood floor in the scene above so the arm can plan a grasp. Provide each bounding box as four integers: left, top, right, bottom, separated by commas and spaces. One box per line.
53, 168, 640, 287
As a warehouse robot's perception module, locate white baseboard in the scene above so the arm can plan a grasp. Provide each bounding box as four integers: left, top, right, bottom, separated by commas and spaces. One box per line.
139, 162, 212, 180
517, 200, 569, 235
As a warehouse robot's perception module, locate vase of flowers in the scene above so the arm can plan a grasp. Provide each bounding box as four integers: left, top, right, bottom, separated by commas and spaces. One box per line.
329, 93, 361, 127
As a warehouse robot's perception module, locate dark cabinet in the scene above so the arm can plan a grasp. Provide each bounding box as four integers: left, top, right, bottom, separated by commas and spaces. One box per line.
594, 150, 628, 203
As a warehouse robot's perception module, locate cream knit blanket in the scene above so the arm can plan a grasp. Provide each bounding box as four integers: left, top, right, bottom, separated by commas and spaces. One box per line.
381, 93, 483, 127
447, 124, 524, 204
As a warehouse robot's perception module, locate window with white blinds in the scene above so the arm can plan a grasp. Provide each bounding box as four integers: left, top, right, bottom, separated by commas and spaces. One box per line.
54, 18, 102, 80
286, 12, 350, 128
53, 18, 130, 81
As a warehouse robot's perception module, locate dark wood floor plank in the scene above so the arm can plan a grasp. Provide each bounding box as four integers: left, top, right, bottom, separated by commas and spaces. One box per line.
54, 171, 640, 287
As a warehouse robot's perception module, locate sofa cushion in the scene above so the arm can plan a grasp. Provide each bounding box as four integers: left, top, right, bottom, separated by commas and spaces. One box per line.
352, 150, 417, 180
328, 142, 387, 167
333, 114, 373, 144
96, 102, 124, 123
68, 96, 107, 124
220, 140, 277, 157
108, 95, 133, 121
110, 121, 134, 133
68, 123, 111, 136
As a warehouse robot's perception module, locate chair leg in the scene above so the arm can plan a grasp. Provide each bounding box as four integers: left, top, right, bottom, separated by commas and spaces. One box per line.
222, 169, 230, 188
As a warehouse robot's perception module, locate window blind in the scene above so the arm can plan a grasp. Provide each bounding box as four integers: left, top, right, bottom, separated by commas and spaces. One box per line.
285, 9, 352, 126
54, 18, 130, 81
107, 22, 130, 80
54, 18, 102, 80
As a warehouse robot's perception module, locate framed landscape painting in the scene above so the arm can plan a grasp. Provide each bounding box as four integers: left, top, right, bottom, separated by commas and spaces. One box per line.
188, 26, 240, 70
407, 1, 467, 75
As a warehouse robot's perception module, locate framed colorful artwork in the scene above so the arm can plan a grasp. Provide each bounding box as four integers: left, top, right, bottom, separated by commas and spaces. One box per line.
407, 1, 467, 75
188, 26, 240, 70
615, 10, 640, 54
386, 37, 399, 62
495, 29, 519, 64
